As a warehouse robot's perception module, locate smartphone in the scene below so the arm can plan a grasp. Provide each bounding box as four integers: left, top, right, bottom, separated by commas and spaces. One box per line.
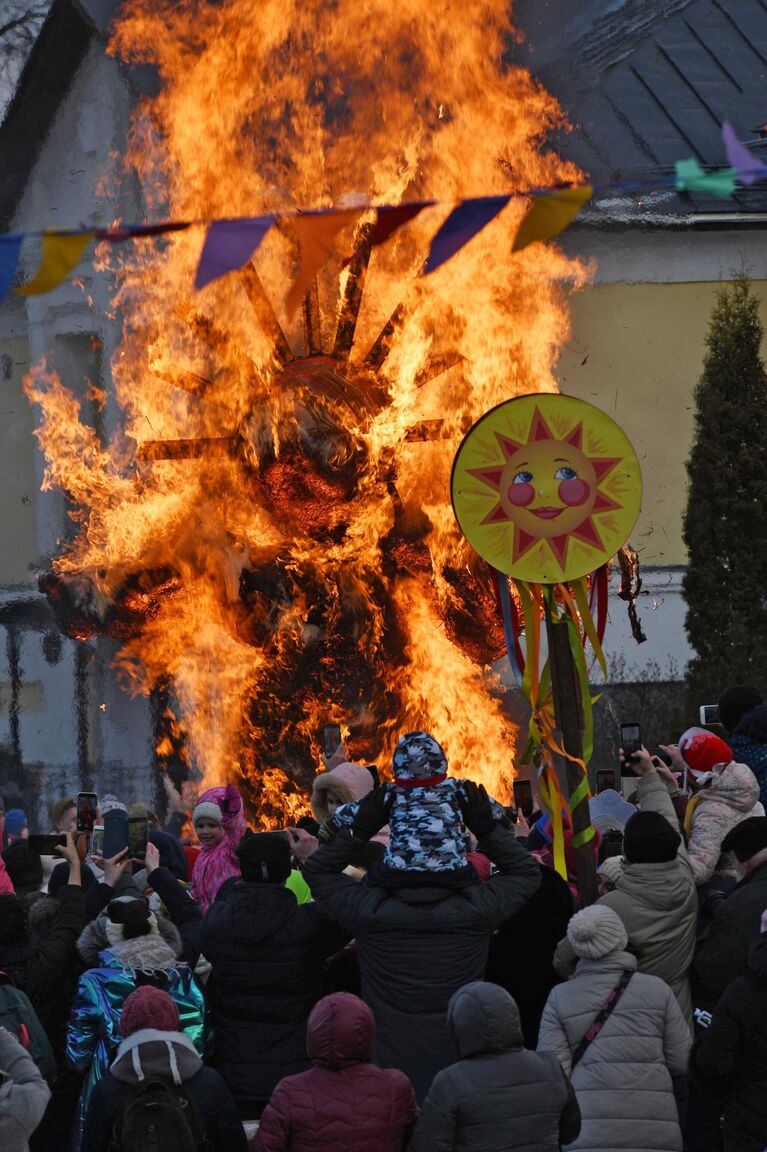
512, 780, 533, 819
619, 723, 642, 759
127, 816, 148, 859
76, 792, 98, 834
103, 816, 128, 859
91, 825, 104, 857
595, 769, 616, 794
699, 704, 720, 726
322, 723, 342, 759
27, 834, 66, 855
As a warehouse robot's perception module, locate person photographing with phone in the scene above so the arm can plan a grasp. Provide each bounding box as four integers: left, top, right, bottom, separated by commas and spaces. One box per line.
554, 743, 698, 1026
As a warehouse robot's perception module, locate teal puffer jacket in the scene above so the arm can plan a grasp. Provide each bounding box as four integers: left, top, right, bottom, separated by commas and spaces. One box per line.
66, 913, 205, 1150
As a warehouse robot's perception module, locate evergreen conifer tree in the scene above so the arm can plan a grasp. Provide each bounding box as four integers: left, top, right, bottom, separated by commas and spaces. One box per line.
683, 276, 767, 703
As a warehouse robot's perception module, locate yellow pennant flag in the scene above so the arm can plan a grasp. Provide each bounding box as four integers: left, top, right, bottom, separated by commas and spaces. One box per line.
512, 186, 592, 253
17, 230, 95, 296
285, 211, 357, 316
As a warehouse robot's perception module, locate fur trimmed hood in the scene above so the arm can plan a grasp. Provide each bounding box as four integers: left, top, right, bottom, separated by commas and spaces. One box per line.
311, 762, 375, 823
76, 908, 182, 969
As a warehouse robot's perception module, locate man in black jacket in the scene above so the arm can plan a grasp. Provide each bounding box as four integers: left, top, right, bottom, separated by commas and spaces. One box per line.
201, 830, 349, 1119
695, 817, 767, 998
302, 782, 541, 1101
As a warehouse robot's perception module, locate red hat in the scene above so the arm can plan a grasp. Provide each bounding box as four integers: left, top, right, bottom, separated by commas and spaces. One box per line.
120, 986, 180, 1036
679, 727, 733, 779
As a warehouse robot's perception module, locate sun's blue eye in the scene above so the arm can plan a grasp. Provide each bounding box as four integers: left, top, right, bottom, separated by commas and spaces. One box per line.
555, 466, 577, 480
513, 470, 533, 484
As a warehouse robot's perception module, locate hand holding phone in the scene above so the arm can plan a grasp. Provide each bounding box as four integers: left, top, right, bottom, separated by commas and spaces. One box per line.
512, 780, 533, 820
322, 723, 342, 759
27, 834, 66, 855
127, 816, 148, 859
595, 769, 616, 794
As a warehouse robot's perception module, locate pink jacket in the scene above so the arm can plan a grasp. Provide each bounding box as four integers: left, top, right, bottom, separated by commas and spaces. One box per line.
253, 993, 416, 1152
0, 854, 14, 895
191, 785, 247, 913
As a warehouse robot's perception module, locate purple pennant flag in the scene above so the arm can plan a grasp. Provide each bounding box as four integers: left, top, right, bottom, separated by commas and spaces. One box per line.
194, 216, 273, 290
722, 121, 767, 186
424, 195, 511, 275
0, 234, 23, 306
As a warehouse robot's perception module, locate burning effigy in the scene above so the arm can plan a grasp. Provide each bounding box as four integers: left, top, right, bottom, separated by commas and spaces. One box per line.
25, 0, 589, 820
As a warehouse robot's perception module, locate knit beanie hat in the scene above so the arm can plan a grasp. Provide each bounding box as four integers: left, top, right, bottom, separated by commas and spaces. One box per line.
392, 731, 448, 783
719, 685, 763, 734
121, 986, 180, 1036
567, 905, 628, 960
4, 809, 27, 838
129, 802, 159, 824
722, 815, 767, 862
192, 801, 223, 826
623, 810, 681, 864
100, 795, 128, 817
236, 830, 291, 884
679, 728, 733, 779
2, 842, 43, 893
49, 796, 76, 829
597, 855, 624, 885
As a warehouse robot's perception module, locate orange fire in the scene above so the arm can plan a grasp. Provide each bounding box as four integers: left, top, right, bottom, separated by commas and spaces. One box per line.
25, 0, 589, 822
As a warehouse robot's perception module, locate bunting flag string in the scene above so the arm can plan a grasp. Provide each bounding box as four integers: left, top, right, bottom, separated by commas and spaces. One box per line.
0, 121, 764, 309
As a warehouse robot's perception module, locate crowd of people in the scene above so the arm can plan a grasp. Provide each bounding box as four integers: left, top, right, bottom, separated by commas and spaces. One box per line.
1, 681, 767, 1151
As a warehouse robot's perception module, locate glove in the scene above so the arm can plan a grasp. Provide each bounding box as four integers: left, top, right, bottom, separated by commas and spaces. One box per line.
459, 781, 496, 840
351, 785, 394, 843
220, 784, 242, 821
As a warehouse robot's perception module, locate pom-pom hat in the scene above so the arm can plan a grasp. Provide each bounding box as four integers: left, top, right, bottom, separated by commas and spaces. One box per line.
567, 905, 629, 960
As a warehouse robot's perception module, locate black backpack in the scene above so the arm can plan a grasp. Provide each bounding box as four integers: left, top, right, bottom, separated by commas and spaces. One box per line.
109, 1077, 210, 1152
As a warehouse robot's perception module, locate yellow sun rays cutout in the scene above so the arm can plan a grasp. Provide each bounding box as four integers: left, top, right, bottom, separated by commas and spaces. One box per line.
451, 394, 642, 583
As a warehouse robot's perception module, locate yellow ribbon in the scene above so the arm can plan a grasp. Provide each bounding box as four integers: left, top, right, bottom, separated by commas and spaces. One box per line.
17, 231, 94, 296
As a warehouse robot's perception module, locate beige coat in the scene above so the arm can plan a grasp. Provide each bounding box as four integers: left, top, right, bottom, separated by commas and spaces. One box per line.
555, 773, 698, 1025
538, 951, 691, 1152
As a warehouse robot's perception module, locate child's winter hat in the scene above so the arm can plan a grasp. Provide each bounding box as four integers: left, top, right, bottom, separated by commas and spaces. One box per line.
567, 905, 628, 960
4, 809, 27, 838
121, 986, 180, 1036
679, 727, 733, 780
100, 795, 128, 816
392, 731, 448, 783
192, 800, 223, 826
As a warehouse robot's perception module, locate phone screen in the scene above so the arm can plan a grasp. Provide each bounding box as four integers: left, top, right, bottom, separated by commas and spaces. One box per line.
596, 770, 616, 794
322, 723, 342, 759
27, 834, 66, 855
512, 780, 533, 819
77, 792, 98, 834
127, 817, 148, 859
620, 723, 642, 758
103, 817, 128, 859
700, 704, 720, 726
91, 826, 104, 858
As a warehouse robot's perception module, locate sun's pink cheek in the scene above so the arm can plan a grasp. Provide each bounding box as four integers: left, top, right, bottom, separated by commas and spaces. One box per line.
507, 483, 535, 507
559, 477, 590, 506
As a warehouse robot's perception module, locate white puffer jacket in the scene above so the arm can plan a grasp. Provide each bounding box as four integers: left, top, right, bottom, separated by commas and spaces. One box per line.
688, 760, 764, 885
538, 950, 691, 1152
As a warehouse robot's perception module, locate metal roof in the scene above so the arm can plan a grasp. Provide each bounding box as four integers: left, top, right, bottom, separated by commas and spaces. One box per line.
519, 0, 767, 217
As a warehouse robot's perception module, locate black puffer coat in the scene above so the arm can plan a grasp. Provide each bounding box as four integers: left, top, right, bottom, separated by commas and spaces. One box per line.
409, 980, 580, 1152
690, 934, 767, 1152
694, 860, 767, 998
200, 881, 349, 1118
303, 823, 541, 1101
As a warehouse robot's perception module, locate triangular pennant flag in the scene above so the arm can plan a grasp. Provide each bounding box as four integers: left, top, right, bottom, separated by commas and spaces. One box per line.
371, 202, 429, 248
512, 186, 592, 253
0, 235, 23, 306
675, 158, 736, 199
17, 231, 94, 296
194, 216, 273, 290
425, 195, 510, 274
722, 121, 767, 187
285, 210, 358, 316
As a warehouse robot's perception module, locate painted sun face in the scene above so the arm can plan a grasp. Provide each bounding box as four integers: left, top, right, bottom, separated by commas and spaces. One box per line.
451, 396, 642, 583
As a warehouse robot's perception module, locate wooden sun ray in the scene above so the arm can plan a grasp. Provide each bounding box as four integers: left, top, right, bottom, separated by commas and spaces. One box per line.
239, 262, 294, 367
333, 218, 375, 359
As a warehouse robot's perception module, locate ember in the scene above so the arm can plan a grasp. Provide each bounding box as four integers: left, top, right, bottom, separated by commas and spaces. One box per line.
25, 0, 589, 821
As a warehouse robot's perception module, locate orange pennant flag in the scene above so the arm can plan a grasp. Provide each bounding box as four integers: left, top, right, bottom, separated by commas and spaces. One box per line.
17, 230, 95, 296
285, 211, 357, 316
512, 186, 592, 253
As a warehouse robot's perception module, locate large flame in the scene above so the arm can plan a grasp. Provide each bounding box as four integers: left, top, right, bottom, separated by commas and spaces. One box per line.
25, 0, 589, 820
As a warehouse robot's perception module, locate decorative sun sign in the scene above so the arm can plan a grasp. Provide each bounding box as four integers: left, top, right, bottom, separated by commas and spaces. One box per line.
451, 394, 642, 583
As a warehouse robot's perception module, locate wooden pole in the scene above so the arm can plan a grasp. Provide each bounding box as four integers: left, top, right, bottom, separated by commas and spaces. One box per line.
543, 599, 598, 906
